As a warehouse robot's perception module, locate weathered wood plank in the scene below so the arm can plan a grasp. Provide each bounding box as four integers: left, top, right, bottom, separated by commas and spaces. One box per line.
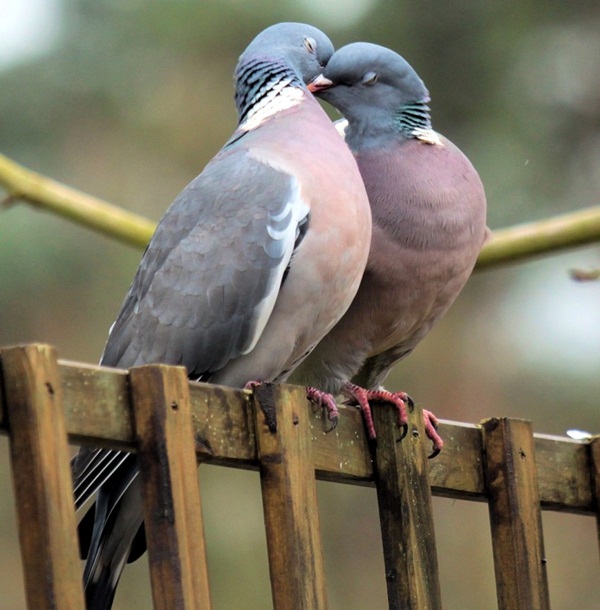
589, 436, 600, 558
311, 403, 373, 484
0, 355, 595, 514
253, 383, 329, 610
534, 432, 593, 511
1, 344, 85, 610
59, 361, 133, 448
429, 421, 484, 500
372, 402, 442, 610
130, 364, 212, 610
482, 418, 550, 610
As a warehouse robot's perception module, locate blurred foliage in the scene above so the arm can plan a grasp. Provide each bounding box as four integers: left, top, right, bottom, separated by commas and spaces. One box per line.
1, 1, 600, 608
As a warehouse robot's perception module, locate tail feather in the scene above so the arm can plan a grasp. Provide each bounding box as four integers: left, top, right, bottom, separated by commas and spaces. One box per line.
80, 455, 144, 610
74, 449, 130, 510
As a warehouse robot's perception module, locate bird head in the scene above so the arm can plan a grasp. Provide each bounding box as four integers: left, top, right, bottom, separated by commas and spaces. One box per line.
308, 42, 431, 136
237, 22, 335, 87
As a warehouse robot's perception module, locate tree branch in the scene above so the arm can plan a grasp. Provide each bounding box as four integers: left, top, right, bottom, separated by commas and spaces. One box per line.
475, 205, 600, 270
1, 152, 600, 268
0, 152, 154, 249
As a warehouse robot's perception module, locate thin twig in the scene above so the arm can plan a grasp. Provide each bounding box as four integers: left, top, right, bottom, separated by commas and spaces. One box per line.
0, 152, 155, 248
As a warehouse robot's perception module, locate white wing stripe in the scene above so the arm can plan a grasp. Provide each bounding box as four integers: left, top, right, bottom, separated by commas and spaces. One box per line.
241, 177, 309, 355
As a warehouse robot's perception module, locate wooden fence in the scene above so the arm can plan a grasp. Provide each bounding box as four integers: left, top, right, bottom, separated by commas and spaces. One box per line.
0, 343, 598, 610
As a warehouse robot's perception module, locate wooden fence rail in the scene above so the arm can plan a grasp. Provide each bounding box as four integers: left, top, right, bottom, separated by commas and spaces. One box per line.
0, 343, 598, 610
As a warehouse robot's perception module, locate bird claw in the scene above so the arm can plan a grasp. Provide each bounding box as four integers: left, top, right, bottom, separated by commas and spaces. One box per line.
342, 383, 410, 440
423, 409, 444, 458
305, 387, 339, 433
398, 422, 409, 442
341, 385, 443, 456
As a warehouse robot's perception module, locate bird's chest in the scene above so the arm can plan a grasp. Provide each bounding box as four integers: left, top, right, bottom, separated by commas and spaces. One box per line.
363, 212, 479, 354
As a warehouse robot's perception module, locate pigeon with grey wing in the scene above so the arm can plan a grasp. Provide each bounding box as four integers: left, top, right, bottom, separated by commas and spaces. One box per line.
72, 24, 371, 610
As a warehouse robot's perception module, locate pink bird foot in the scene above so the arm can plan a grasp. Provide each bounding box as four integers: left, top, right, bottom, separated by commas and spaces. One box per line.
305, 387, 339, 432
343, 384, 443, 458
342, 383, 410, 441
423, 409, 444, 458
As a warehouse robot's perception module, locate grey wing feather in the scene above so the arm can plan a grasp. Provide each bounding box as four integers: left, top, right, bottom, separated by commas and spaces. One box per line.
101, 152, 309, 378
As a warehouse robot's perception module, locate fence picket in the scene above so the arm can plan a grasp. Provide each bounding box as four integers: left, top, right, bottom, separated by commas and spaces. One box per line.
372, 403, 442, 610
482, 418, 551, 610
253, 383, 329, 610
1, 344, 85, 610
131, 364, 212, 610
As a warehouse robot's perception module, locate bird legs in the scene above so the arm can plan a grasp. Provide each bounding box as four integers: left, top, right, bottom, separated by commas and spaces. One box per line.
421, 409, 443, 458
342, 383, 444, 458
304, 384, 444, 458
342, 383, 410, 441
305, 387, 340, 431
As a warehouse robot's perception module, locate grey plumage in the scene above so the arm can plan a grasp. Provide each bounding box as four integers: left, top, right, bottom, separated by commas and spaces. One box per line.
102, 160, 308, 378
293, 42, 488, 447
73, 24, 371, 609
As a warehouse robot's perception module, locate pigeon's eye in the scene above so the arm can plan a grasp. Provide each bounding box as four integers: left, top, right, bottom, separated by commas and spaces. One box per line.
304, 37, 317, 54
362, 71, 378, 86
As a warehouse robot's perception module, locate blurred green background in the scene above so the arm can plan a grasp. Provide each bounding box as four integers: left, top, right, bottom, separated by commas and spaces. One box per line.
1, 1, 599, 608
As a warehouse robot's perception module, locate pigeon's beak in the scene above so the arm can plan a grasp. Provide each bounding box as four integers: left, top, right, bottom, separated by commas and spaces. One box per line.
307, 74, 333, 93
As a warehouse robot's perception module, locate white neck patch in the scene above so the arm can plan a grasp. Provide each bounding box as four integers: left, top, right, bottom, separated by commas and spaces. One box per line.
333, 118, 349, 138
334, 119, 443, 146
412, 127, 444, 146
239, 79, 305, 132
